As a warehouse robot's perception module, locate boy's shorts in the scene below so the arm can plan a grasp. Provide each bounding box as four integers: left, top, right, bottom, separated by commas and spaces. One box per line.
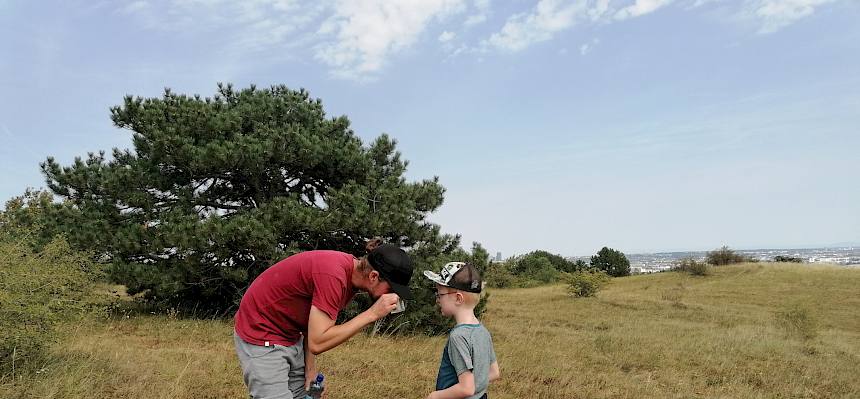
234, 332, 308, 399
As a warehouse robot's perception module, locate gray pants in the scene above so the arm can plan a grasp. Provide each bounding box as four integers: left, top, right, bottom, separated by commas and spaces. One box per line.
234, 332, 308, 399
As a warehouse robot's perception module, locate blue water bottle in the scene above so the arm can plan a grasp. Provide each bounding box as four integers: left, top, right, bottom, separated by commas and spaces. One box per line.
305, 373, 324, 399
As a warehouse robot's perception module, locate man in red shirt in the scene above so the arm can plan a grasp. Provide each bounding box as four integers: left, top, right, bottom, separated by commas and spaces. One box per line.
234, 242, 413, 399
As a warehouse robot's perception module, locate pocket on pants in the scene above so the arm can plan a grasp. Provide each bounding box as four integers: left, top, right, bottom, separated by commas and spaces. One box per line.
244, 343, 280, 359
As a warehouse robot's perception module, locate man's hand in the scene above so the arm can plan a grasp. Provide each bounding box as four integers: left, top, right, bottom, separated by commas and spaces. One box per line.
305, 373, 315, 392
367, 293, 400, 321
305, 377, 328, 399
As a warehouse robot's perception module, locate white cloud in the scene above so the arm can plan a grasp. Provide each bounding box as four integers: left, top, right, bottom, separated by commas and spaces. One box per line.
119, 1, 150, 14
117, 0, 323, 53
464, 0, 491, 26
614, 0, 675, 21
744, 0, 837, 33
314, 0, 468, 79
482, 0, 677, 53
115, 0, 848, 80
689, 0, 727, 7
588, 0, 612, 20
580, 37, 599, 55
485, 0, 589, 52
464, 14, 488, 26
439, 30, 457, 42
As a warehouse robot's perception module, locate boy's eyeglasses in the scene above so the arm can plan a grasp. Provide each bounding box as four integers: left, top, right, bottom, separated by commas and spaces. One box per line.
434, 292, 457, 299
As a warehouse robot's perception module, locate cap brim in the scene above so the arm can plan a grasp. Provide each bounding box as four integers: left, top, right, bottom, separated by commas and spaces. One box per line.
422, 270, 447, 286
389, 280, 413, 300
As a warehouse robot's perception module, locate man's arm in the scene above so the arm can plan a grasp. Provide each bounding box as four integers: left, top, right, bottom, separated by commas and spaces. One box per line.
488, 361, 500, 382
427, 371, 475, 399
306, 293, 398, 355
303, 335, 316, 386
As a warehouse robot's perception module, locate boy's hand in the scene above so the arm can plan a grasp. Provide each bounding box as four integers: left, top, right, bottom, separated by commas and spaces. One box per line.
368, 293, 399, 321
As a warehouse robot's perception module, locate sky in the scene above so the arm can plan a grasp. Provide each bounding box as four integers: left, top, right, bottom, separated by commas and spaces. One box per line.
1, 0, 859, 257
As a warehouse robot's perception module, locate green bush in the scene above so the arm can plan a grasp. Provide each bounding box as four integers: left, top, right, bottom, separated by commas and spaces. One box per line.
566, 270, 610, 298
0, 236, 106, 377
484, 261, 517, 288
774, 255, 804, 263
0, 189, 63, 251
529, 257, 559, 283
510, 250, 581, 274
590, 247, 630, 277
673, 258, 711, 276
706, 246, 748, 266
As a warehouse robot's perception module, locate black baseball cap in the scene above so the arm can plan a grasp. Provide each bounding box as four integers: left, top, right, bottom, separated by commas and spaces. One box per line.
367, 244, 414, 300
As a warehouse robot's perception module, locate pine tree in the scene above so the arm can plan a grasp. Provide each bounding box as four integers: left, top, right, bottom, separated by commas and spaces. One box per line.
41, 84, 449, 313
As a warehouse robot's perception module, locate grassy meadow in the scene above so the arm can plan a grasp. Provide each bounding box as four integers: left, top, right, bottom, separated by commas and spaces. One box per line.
2, 263, 859, 398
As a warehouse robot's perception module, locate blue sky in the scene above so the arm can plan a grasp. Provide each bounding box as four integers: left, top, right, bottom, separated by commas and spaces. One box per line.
1, 0, 858, 256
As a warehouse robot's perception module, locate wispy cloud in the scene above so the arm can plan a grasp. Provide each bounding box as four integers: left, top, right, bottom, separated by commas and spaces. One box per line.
464, 0, 491, 26
314, 0, 468, 80
439, 30, 457, 42
481, 0, 675, 53
743, 0, 838, 33
117, 0, 324, 54
484, 0, 589, 52
114, 0, 848, 80
119, 0, 150, 14
479, 0, 844, 53
579, 37, 599, 55
588, 0, 612, 20
614, 0, 675, 20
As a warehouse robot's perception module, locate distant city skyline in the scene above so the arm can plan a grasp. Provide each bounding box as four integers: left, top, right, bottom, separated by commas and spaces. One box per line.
507, 241, 860, 259
2, 1, 859, 256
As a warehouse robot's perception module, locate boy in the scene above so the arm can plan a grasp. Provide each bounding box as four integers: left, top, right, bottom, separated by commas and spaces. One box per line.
424, 262, 500, 399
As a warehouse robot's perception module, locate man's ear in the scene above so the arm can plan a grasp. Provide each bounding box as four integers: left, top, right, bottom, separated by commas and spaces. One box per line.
368, 270, 380, 283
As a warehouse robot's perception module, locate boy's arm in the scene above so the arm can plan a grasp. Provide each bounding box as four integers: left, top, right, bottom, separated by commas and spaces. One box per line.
488, 361, 500, 382
427, 371, 475, 399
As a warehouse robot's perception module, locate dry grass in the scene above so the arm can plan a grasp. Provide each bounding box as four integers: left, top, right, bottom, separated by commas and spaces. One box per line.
2, 263, 859, 398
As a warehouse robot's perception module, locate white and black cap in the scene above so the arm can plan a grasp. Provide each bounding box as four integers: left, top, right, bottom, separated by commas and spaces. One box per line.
423, 261, 482, 293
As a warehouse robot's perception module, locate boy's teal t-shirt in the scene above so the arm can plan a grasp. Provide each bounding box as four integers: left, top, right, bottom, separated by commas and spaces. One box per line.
435, 323, 497, 398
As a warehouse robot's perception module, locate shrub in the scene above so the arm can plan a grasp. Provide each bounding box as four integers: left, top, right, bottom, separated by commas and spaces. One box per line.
508, 251, 559, 287
484, 261, 517, 288
706, 246, 747, 266
673, 257, 711, 276
0, 236, 107, 377
590, 247, 630, 277
529, 257, 559, 283
0, 189, 63, 251
774, 255, 804, 263
566, 270, 610, 298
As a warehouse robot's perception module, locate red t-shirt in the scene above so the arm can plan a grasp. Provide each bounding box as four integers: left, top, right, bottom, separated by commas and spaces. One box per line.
234, 250, 356, 347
